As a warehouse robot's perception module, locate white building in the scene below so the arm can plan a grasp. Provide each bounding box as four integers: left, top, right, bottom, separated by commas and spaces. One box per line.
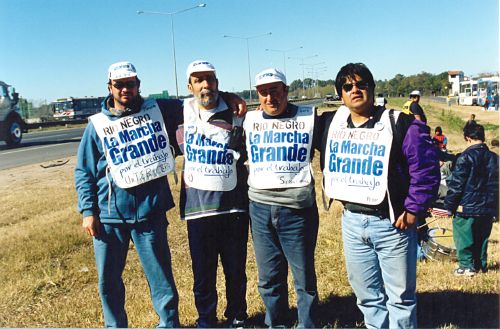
448, 70, 464, 96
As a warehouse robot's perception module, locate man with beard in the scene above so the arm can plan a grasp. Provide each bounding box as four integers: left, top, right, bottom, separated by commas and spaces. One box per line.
177, 60, 249, 328
75, 61, 181, 328
75, 61, 246, 328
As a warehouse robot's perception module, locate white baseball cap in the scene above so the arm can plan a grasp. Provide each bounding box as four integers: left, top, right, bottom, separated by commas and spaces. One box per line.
108, 61, 137, 80
255, 68, 287, 87
410, 90, 421, 96
186, 60, 216, 80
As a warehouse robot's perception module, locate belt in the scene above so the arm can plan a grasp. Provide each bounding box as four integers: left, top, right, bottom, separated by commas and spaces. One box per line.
344, 204, 389, 218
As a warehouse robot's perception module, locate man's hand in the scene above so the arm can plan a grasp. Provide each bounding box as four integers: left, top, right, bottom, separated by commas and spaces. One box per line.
220, 91, 247, 117
394, 210, 416, 230
82, 215, 100, 237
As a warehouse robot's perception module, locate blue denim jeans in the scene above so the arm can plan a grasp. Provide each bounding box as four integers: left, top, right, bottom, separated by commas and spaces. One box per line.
187, 213, 249, 328
93, 218, 180, 328
249, 201, 319, 328
342, 209, 417, 329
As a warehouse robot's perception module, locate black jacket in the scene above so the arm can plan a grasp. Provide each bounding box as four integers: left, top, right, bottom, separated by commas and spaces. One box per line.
444, 143, 499, 217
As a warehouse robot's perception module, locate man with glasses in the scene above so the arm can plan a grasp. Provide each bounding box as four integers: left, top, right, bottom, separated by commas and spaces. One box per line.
318, 63, 440, 328
75, 61, 246, 328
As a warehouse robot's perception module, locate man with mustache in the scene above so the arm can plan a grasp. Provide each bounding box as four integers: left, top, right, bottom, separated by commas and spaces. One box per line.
319, 63, 440, 328
75, 61, 181, 328
75, 61, 246, 328
243, 68, 320, 328
178, 60, 249, 328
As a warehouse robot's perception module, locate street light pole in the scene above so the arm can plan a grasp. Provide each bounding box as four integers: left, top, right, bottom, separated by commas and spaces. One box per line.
288, 54, 318, 96
264, 46, 303, 76
223, 32, 272, 103
137, 3, 206, 98
301, 62, 325, 98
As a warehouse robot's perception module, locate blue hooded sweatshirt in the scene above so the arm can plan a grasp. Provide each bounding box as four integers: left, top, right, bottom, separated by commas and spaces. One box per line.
74, 96, 183, 223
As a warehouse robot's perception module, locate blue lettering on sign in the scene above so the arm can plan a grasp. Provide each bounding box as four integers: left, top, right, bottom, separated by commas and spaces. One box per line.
194, 133, 227, 149
340, 141, 385, 156
185, 145, 234, 165
328, 153, 383, 176
108, 134, 168, 165
250, 144, 308, 163
262, 131, 309, 144
118, 120, 162, 143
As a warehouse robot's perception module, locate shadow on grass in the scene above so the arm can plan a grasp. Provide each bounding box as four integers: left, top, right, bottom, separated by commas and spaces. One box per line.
418, 291, 499, 328
239, 291, 498, 328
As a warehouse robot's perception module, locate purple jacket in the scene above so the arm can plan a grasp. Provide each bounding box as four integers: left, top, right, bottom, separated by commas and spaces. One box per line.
318, 107, 440, 219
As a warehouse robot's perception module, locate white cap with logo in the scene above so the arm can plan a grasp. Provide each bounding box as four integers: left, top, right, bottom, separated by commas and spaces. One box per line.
410, 90, 421, 96
108, 61, 137, 80
255, 68, 287, 87
186, 60, 216, 80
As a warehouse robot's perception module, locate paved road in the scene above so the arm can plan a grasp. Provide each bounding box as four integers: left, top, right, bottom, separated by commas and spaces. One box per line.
0, 99, 325, 171
0, 128, 85, 170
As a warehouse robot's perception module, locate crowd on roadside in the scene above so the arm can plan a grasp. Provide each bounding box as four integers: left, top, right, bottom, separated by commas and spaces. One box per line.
74, 60, 498, 329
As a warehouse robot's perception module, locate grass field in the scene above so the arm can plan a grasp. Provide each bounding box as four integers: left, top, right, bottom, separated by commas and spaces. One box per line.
0, 99, 498, 328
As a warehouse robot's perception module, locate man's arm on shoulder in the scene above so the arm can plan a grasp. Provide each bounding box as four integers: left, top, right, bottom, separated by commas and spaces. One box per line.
219, 91, 247, 117
401, 119, 440, 215
156, 98, 184, 155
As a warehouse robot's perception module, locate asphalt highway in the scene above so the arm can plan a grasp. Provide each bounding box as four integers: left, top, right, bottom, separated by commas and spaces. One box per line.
0, 128, 85, 170
0, 99, 324, 171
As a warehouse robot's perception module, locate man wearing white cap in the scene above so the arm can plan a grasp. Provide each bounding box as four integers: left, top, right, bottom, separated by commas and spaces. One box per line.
242, 68, 319, 328
75, 61, 182, 327
402, 90, 427, 123
179, 60, 249, 328
75, 61, 246, 328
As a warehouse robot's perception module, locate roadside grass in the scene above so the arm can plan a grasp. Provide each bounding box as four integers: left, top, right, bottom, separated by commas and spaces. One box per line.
0, 100, 498, 328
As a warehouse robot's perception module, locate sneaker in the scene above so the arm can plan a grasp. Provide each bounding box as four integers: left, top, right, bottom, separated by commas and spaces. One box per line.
229, 318, 245, 329
454, 267, 476, 276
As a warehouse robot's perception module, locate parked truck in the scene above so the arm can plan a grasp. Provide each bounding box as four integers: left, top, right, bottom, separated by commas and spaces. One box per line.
0, 80, 27, 146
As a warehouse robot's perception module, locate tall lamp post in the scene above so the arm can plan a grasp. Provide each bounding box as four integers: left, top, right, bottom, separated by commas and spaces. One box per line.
288, 54, 318, 96
137, 3, 206, 98
223, 32, 272, 103
302, 62, 326, 97
264, 46, 303, 76
305, 66, 327, 98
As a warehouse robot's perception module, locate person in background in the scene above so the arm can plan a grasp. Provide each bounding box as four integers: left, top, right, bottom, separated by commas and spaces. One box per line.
319, 63, 440, 328
444, 124, 499, 276
402, 90, 427, 123
75, 61, 181, 328
490, 138, 499, 155
243, 68, 319, 328
463, 113, 477, 132
432, 126, 448, 151
375, 93, 387, 109
178, 60, 249, 328
494, 92, 499, 112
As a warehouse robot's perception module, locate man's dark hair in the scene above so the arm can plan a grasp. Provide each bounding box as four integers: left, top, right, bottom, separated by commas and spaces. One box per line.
463, 123, 485, 142
335, 63, 375, 97
435, 126, 442, 134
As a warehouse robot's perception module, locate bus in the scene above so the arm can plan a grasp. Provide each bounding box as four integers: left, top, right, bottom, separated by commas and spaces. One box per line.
477, 76, 499, 108
458, 80, 478, 105
52, 96, 104, 120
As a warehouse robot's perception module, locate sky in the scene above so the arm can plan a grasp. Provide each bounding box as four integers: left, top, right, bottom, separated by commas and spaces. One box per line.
1, 0, 499, 104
